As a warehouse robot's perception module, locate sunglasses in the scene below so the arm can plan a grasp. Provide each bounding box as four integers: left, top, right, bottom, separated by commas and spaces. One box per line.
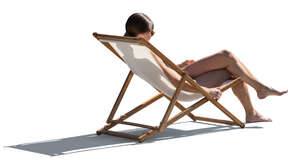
150, 30, 155, 36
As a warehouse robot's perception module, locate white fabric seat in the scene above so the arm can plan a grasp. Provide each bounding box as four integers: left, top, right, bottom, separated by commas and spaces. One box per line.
103, 40, 204, 102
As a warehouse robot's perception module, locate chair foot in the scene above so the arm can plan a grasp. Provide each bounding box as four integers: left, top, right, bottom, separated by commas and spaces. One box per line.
96, 127, 107, 135
96, 130, 102, 135
240, 123, 245, 128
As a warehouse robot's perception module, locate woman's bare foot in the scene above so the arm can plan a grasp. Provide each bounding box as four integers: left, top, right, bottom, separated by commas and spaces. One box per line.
246, 112, 272, 123
257, 86, 288, 99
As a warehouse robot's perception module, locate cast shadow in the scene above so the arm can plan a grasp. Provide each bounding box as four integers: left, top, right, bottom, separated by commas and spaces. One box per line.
7, 121, 262, 156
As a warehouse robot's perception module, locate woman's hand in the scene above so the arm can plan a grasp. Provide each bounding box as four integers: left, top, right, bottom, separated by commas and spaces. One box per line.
177, 59, 195, 69
204, 87, 222, 100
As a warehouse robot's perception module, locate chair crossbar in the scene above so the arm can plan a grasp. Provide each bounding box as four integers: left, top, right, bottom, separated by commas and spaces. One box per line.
166, 97, 209, 127
193, 116, 238, 126
96, 91, 163, 135
111, 120, 157, 130
102, 130, 140, 140
163, 94, 197, 121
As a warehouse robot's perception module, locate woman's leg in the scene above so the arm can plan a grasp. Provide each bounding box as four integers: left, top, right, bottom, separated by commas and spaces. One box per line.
192, 68, 272, 122
231, 80, 272, 123
183, 50, 287, 99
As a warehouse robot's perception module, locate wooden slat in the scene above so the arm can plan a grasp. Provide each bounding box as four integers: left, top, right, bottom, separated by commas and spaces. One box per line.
112, 120, 156, 130
194, 116, 238, 125
102, 130, 139, 140
93, 33, 144, 44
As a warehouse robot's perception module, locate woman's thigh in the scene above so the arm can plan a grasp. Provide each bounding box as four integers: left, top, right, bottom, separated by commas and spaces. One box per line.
182, 50, 233, 78
191, 68, 233, 88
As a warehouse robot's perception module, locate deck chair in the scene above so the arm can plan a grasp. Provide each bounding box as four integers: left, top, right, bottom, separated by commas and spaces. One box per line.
93, 33, 245, 143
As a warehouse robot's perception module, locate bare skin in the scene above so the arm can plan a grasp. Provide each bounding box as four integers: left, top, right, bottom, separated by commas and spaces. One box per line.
187, 68, 272, 123
182, 50, 288, 100
181, 50, 287, 123
137, 32, 288, 123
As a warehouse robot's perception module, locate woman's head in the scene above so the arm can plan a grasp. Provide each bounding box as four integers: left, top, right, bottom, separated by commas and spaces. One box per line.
124, 13, 154, 41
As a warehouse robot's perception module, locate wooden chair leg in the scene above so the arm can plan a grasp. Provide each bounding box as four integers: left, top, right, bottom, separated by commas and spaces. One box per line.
138, 129, 159, 143
163, 94, 197, 121
159, 74, 187, 132
209, 100, 245, 128
106, 71, 134, 123
166, 97, 209, 127
210, 77, 245, 127
97, 93, 163, 134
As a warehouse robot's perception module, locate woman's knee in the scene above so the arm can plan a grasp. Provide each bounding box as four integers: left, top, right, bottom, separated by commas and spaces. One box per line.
232, 80, 247, 91
218, 49, 237, 63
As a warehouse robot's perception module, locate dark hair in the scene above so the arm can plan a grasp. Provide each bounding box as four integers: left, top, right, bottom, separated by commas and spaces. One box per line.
124, 13, 154, 37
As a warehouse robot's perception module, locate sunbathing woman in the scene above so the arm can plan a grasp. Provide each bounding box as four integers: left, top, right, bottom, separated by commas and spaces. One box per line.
124, 13, 288, 123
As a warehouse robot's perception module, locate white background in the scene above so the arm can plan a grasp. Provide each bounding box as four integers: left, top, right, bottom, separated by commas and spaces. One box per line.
0, 0, 299, 162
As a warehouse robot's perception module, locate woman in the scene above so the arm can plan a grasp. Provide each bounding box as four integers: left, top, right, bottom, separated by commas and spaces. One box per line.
124, 13, 288, 123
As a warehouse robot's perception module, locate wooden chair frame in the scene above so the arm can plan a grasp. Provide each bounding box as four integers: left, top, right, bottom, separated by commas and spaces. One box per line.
93, 33, 245, 143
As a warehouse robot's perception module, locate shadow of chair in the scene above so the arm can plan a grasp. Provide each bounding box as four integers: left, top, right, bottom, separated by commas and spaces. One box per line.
8, 121, 262, 156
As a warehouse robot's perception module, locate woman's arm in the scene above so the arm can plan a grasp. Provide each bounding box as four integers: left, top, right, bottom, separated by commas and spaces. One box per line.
177, 60, 195, 69
160, 65, 222, 99
150, 52, 200, 93
150, 52, 222, 99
